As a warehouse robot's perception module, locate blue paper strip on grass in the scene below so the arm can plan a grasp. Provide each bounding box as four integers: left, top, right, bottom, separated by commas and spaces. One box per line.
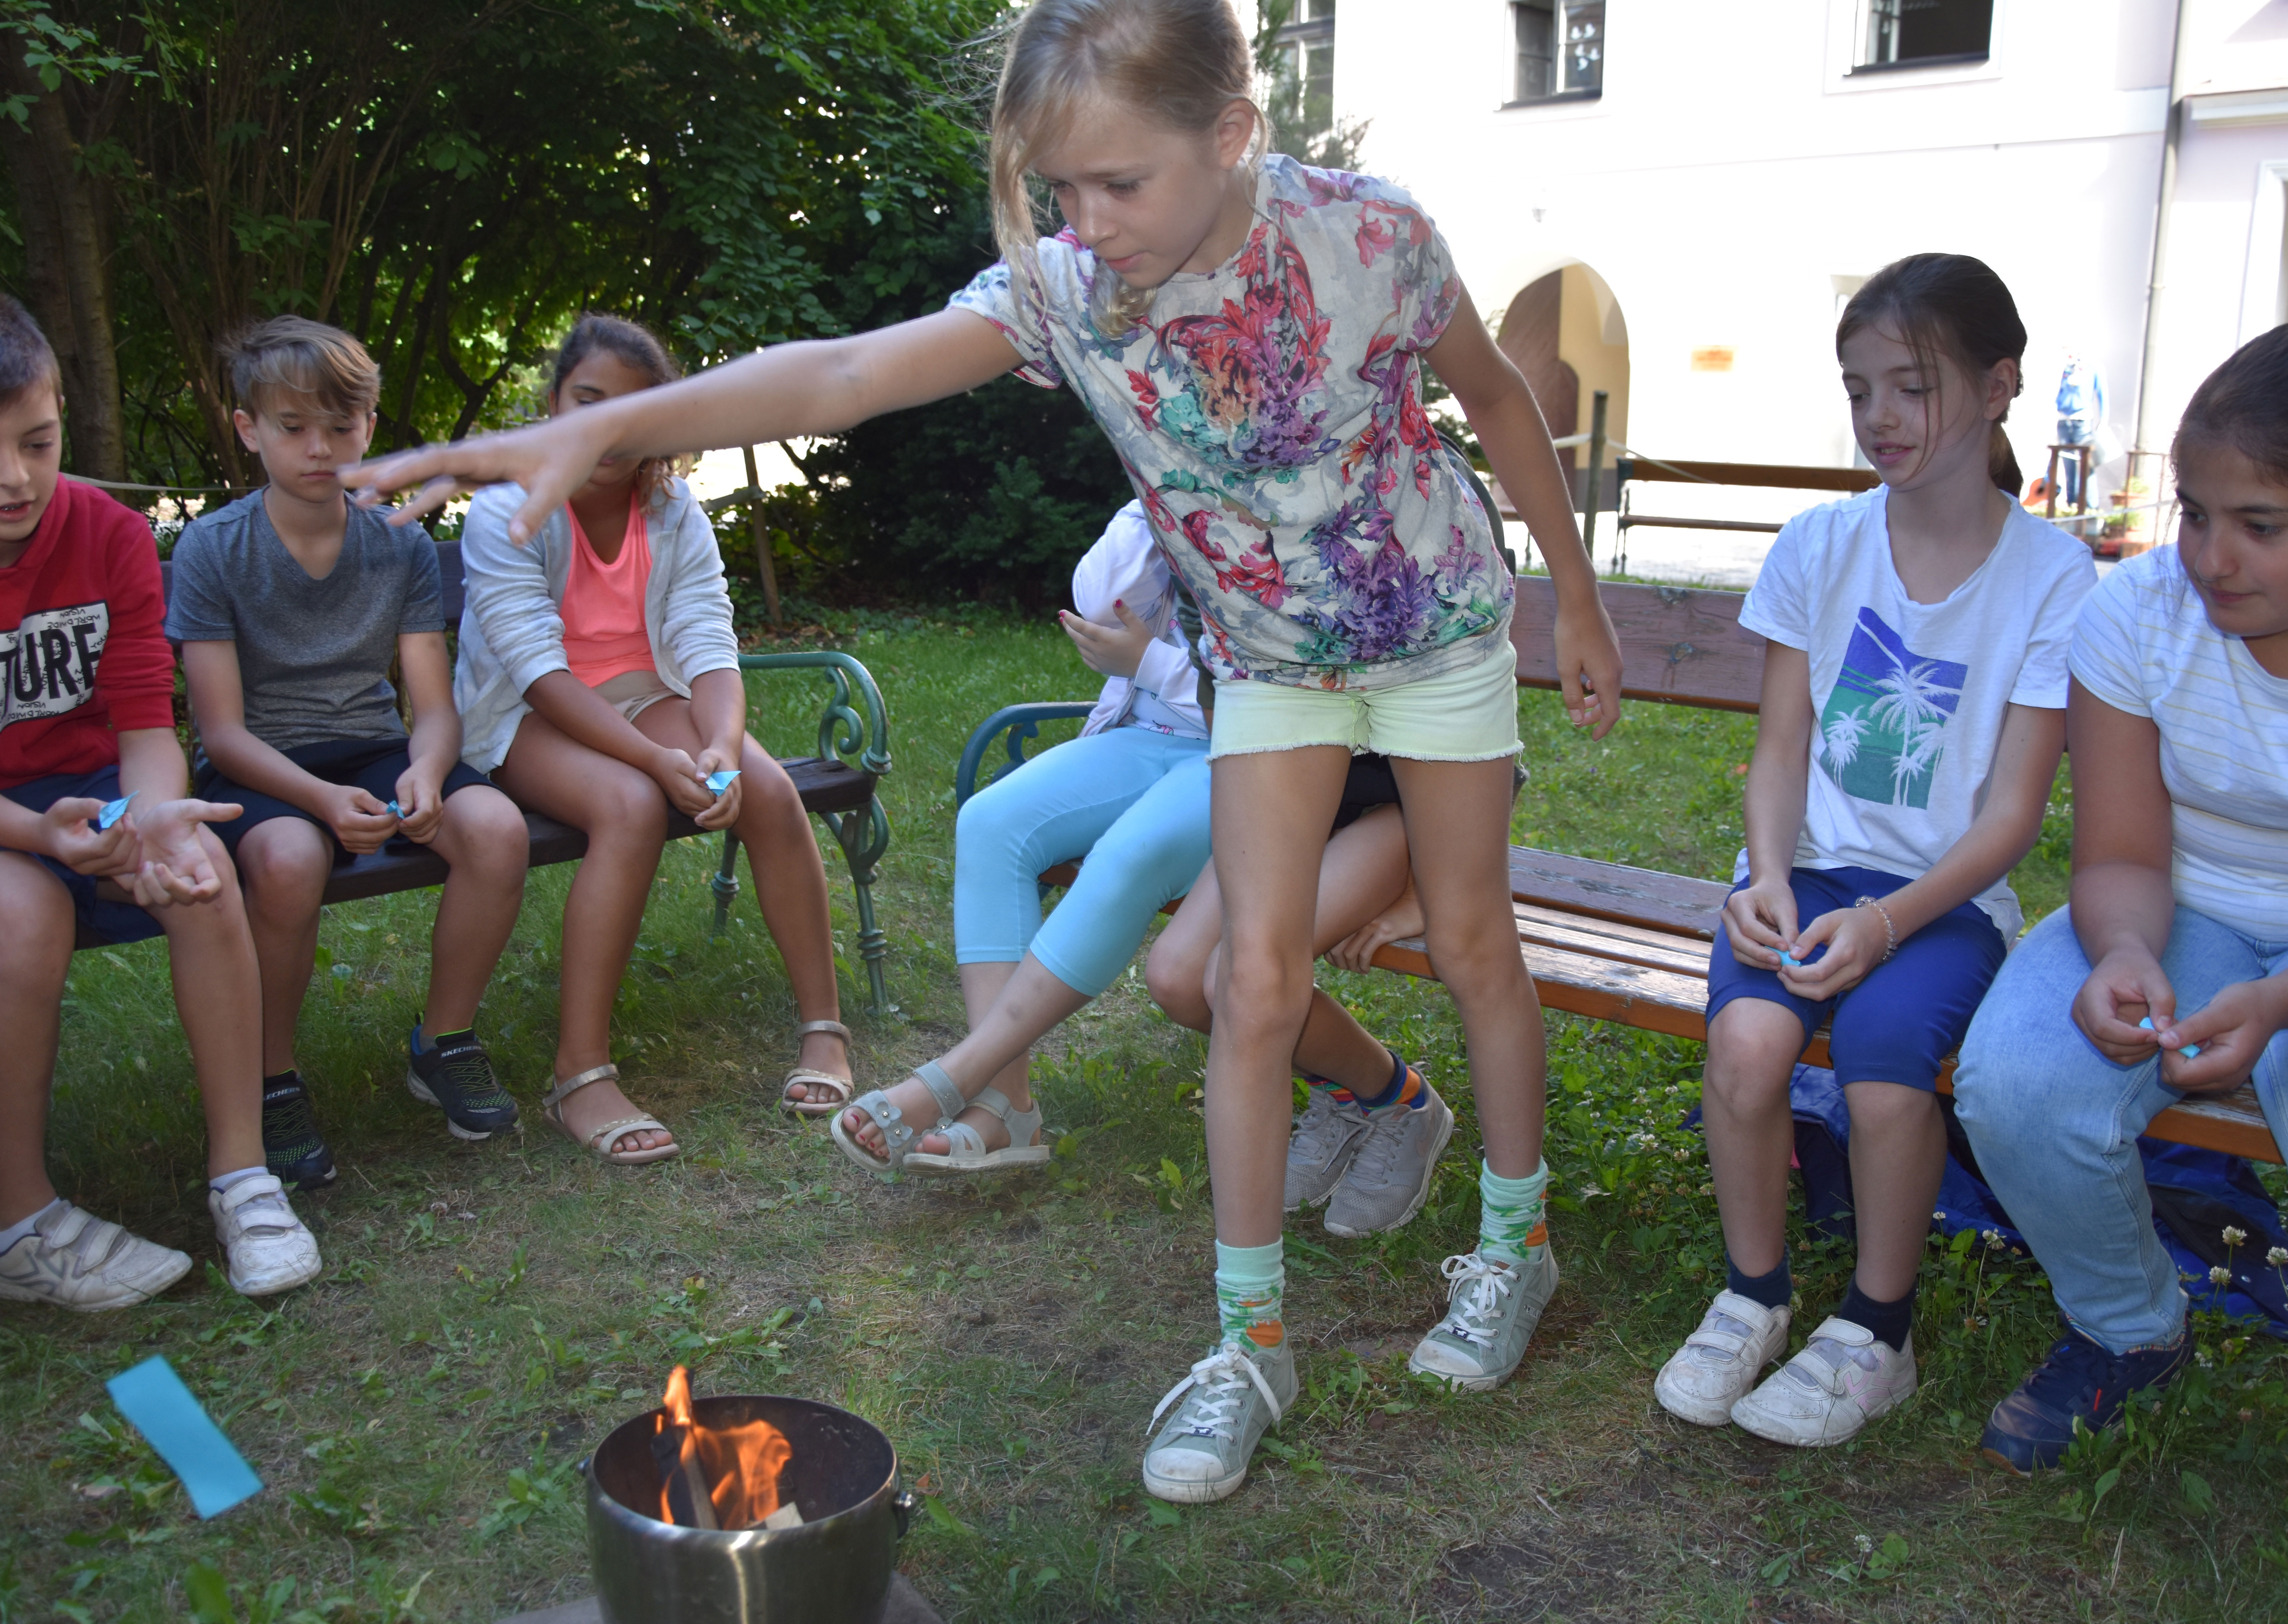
105, 1356, 263, 1518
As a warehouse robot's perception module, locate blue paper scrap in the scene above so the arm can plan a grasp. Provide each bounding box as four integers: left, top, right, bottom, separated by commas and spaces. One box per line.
105, 1356, 263, 1518
706, 769, 741, 796
385, 800, 402, 818
1779, 952, 1800, 967
2138, 1016, 2202, 1060
94, 790, 136, 831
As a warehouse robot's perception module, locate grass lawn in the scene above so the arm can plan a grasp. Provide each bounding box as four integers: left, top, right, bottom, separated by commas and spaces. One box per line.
5, 609, 2287, 1623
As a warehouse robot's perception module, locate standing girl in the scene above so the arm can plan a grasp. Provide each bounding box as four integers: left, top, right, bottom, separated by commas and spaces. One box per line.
452, 315, 853, 1164
1654, 255, 2094, 1447
350, 0, 1620, 1502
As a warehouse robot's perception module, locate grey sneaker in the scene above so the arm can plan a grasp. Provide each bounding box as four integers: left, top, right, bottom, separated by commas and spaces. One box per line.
0, 1201, 190, 1311
1323, 1078, 1454, 1237
1141, 1335, 1297, 1504
1285, 1087, 1369, 1211
1408, 1246, 1559, 1392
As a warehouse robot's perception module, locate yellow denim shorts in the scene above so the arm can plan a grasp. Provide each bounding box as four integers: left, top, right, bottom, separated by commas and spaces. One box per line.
1207, 633, 1522, 762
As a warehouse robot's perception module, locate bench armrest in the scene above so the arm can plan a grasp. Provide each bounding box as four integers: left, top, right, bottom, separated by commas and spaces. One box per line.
954, 702, 1096, 807
737, 650, 892, 777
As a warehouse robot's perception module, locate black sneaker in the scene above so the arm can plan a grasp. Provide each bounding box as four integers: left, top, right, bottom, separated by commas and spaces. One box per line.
262, 1071, 337, 1190
406, 1027, 520, 1141
1981, 1323, 2192, 1475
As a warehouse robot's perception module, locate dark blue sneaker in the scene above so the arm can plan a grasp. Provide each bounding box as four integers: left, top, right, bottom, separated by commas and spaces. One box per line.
262, 1070, 337, 1191
406, 1026, 520, 1141
1981, 1324, 2192, 1475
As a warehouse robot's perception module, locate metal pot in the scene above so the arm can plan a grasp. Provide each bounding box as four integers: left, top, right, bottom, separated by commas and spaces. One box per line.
586, 1394, 916, 1624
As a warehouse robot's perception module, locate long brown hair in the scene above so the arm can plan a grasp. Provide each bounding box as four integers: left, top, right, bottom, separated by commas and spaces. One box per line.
549, 313, 684, 509
987, 0, 1265, 335
1837, 253, 2027, 495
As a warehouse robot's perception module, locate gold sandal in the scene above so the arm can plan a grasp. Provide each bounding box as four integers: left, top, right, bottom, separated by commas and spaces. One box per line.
780, 1019, 856, 1116
542, 1064, 680, 1165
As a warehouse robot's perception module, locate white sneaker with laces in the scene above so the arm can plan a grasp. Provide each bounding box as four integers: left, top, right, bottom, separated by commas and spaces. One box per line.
1730, 1315, 1916, 1447
0, 1201, 191, 1311
1141, 1335, 1296, 1504
1655, 1290, 1792, 1426
208, 1174, 323, 1298
1407, 1246, 1558, 1392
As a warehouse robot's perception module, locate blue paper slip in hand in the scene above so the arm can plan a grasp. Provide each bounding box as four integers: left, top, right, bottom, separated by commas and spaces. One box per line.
706, 769, 742, 797
385, 800, 402, 818
105, 1356, 263, 1518
93, 790, 136, 831
2138, 1016, 2202, 1060
1780, 952, 1800, 968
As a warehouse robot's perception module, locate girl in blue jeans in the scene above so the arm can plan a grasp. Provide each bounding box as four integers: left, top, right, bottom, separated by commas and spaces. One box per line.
1654, 255, 2095, 1449
1957, 325, 2288, 1473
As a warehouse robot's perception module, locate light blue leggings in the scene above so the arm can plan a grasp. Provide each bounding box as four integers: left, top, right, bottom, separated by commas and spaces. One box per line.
953, 728, 1212, 998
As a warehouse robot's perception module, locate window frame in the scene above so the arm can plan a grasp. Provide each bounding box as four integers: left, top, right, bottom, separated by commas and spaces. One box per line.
1851, 0, 1992, 76
1267, 1, 1339, 147
1505, 0, 1605, 110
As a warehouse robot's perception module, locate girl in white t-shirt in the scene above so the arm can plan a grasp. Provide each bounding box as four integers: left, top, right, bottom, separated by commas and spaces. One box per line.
1654, 255, 2096, 1447
1957, 324, 2288, 1474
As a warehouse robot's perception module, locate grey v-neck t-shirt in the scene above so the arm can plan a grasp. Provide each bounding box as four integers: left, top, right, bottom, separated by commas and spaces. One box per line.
164, 490, 445, 752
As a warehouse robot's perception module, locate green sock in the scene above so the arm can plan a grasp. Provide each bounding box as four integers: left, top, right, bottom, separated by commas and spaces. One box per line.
1478, 1159, 1549, 1267
1213, 1239, 1285, 1350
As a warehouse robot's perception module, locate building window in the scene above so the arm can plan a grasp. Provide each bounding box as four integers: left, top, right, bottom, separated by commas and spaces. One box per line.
1267, 0, 1337, 150
1859, 0, 1992, 70
1512, 1, 1604, 104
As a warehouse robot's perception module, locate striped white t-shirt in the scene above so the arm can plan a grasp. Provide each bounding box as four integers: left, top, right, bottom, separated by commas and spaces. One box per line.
2070, 546, 2288, 940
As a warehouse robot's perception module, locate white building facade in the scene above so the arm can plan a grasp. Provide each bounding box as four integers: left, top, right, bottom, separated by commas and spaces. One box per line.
1311, 0, 2286, 503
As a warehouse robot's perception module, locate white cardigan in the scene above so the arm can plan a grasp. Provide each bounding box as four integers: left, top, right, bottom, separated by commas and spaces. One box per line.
452, 477, 741, 772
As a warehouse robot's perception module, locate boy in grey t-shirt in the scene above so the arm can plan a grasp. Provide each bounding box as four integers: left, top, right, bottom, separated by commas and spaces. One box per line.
167, 317, 532, 1179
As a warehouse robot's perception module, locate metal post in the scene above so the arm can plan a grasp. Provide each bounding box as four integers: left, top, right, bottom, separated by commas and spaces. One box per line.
742, 445, 783, 628
1583, 389, 1609, 574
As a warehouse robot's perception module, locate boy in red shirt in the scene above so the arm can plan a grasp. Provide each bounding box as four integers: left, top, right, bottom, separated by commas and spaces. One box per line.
0, 297, 322, 1309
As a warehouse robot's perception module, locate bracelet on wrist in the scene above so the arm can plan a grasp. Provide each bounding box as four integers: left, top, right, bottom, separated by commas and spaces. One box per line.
1853, 895, 1899, 963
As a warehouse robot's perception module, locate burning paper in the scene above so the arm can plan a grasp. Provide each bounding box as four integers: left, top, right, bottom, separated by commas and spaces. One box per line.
649, 1366, 794, 1532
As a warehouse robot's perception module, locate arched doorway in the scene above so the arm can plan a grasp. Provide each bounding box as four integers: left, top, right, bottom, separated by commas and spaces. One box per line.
1497, 263, 1630, 476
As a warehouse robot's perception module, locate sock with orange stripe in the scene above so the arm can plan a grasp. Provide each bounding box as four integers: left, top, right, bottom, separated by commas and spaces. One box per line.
1349, 1048, 1422, 1112
1212, 1240, 1285, 1352
1477, 1159, 1548, 1268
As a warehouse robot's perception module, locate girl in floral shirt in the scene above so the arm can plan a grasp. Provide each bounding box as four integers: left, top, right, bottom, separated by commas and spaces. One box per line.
351, 0, 1622, 1507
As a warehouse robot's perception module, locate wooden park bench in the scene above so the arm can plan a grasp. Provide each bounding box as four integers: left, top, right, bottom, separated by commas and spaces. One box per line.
88, 540, 899, 1017
956, 575, 2279, 1163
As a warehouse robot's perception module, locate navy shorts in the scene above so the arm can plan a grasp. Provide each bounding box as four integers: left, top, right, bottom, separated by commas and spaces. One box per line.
1704, 864, 2007, 1092
2, 765, 165, 946
195, 737, 493, 862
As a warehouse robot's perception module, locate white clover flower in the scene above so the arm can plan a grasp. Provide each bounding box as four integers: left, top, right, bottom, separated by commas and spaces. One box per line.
2269, 1247, 2288, 1268
1981, 1229, 2004, 1249
1854, 1534, 1873, 1555
2223, 1225, 2249, 1248
2210, 1265, 2234, 1287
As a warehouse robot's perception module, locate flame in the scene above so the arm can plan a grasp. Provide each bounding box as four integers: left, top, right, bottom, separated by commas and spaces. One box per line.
653, 1365, 794, 1531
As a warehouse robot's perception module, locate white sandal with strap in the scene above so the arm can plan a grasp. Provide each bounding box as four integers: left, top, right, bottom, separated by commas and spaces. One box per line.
542, 1064, 680, 1166
902, 1086, 1051, 1178
780, 1019, 855, 1116
830, 1060, 967, 1177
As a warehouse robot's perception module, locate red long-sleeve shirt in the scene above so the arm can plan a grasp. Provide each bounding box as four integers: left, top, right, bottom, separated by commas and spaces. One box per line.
0, 476, 176, 788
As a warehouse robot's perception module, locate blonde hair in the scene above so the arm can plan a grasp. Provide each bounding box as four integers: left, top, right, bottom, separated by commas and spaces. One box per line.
223, 316, 381, 419
988, 0, 1265, 335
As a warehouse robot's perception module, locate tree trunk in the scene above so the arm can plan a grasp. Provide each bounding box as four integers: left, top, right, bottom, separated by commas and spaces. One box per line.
0, 48, 125, 482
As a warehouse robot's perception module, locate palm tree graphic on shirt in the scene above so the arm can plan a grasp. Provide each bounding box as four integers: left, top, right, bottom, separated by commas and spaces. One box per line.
1816, 608, 1965, 809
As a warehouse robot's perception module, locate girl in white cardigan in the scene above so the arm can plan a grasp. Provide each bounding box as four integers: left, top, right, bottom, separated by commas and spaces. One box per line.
455, 315, 848, 1163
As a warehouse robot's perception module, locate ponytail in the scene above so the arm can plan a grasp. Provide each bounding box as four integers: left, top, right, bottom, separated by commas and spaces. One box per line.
1988, 424, 2023, 498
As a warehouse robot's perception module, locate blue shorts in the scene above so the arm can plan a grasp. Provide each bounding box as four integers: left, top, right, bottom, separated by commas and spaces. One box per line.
1, 765, 165, 946
196, 736, 492, 862
1704, 864, 2007, 1091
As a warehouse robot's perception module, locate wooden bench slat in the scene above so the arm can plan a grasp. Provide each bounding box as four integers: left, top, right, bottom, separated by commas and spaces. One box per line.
1515, 903, 1714, 977
1509, 847, 1730, 939
1512, 574, 1767, 712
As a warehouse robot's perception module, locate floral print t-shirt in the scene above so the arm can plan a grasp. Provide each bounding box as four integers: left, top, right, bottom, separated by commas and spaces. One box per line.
948, 155, 1511, 690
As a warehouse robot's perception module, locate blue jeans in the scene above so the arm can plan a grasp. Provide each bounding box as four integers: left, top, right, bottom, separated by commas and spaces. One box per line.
953, 728, 1211, 998
1955, 905, 2288, 1352
2056, 417, 2095, 505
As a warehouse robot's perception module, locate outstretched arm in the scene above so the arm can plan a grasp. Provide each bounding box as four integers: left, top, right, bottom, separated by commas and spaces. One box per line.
345, 309, 1024, 545
1424, 291, 1622, 738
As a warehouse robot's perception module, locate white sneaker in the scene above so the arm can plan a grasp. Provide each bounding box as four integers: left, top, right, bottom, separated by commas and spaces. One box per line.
1655, 1290, 1791, 1426
207, 1175, 322, 1297
1141, 1336, 1296, 1504
0, 1201, 191, 1311
1730, 1316, 1916, 1447
1407, 1246, 1558, 1392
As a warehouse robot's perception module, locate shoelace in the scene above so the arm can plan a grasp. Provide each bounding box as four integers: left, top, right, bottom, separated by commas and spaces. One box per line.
1290, 1092, 1360, 1165
437, 1042, 512, 1108
1434, 1253, 1516, 1349
1147, 1342, 1285, 1443
2017, 1334, 2124, 1409
263, 1082, 323, 1154
1347, 1097, 1418, 1183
